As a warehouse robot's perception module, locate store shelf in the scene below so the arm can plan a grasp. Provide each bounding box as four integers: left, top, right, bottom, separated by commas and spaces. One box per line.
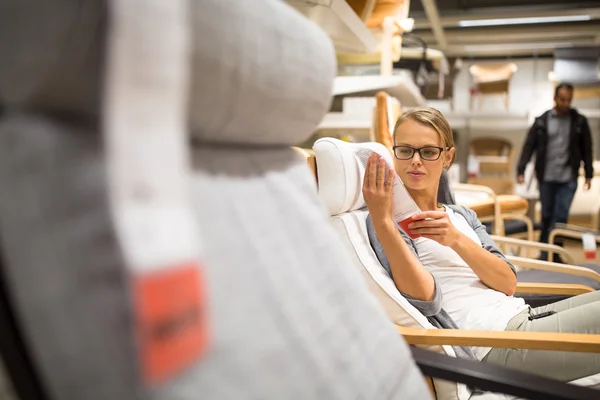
285, 0, 378, 53
319, 112, 372, 129
334, 73, 426, 107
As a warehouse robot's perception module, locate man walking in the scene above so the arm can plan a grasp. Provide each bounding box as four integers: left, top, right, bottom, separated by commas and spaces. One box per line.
517, 83, 593, 260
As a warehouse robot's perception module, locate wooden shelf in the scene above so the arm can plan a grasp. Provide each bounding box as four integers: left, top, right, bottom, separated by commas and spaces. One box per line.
318, 112, 371, 129
285, 0, 378, 53
334, 74, 425, 107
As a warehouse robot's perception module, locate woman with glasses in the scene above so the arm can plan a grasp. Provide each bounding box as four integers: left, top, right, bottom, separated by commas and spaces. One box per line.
363, 106, 600, 382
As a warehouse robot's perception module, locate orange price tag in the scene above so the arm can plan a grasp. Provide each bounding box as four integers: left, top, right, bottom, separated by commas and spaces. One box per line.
133, 263, 208, 384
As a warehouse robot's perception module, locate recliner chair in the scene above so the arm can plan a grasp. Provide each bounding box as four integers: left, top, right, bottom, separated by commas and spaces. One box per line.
310, 137, 600, 399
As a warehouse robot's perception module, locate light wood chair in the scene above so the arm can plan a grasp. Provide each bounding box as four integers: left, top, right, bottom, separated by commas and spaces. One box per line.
469, 63, 517, 111
347, 0, 407, 29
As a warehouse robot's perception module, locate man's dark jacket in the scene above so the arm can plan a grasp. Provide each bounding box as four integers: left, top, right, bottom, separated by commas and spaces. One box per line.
517, 108, 594, 183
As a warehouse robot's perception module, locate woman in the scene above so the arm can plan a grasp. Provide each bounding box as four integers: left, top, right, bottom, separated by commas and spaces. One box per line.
364, 106, 600, 382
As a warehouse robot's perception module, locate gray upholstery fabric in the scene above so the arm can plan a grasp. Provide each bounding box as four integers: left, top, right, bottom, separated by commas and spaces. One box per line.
0, 120, 428, 400
189, 0, 335, 146
149, 146, 427, 399
0, 113, 142, 400
0, 0, 105, 117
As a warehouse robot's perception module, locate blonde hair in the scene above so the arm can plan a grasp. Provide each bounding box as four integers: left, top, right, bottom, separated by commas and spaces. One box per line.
393, 106, 456, 167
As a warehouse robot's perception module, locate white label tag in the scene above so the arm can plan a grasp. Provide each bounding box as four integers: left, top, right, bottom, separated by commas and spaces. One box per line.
105, 0, 197, 269
582, 233, 597, 260
104, 0, 208, 384
467, 155, 480, 178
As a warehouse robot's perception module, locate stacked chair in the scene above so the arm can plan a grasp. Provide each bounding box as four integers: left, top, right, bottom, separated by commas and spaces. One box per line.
468, 138, 516, 195
468, 63, 518, 111
465, 137, 540, 240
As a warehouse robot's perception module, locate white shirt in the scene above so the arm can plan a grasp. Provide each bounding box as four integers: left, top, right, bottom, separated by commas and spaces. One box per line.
413, 207, 528, 360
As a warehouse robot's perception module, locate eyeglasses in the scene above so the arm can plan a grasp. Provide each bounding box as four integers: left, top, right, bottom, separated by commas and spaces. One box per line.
392, 145, 450, 161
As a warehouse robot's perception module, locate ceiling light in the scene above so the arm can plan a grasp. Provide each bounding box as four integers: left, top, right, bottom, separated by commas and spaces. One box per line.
458, 15, 591, 27
463, 43, 568, 51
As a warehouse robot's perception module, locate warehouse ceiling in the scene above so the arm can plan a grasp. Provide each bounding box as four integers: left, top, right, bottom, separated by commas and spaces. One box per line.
409, 0, 600, 58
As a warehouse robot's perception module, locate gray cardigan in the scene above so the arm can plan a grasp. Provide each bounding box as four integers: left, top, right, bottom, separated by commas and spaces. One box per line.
366, 204, 517, 359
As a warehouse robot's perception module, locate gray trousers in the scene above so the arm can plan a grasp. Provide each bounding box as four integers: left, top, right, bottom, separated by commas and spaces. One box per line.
483, 290, 600, 381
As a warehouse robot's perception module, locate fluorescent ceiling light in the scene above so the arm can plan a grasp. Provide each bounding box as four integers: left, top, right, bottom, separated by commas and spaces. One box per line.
459, 15, 591, 27
463, 42, 569, 51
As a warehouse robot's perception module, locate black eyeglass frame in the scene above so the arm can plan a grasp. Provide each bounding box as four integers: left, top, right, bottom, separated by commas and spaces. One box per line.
392, 145, 451, 161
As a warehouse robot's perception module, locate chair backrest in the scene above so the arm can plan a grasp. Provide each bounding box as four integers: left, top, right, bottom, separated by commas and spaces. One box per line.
569, 175, 600, 229
311, 137, 472, 400
469, 138, 515, 194
0, 1, 430, 399
469, 63, 518, 86
469, 138, 512, 157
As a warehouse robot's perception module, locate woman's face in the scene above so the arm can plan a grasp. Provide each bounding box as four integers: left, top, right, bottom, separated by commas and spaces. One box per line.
393, 119, 455, 192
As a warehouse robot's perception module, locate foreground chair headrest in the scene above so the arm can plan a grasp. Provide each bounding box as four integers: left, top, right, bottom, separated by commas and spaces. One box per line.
189, 0, 335, 146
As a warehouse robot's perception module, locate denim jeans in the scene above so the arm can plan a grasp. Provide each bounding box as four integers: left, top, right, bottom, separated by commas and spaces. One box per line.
539, 180, 578, 245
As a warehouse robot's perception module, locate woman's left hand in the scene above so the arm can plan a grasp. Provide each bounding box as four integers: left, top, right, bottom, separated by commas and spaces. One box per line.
408, 211, 461, 248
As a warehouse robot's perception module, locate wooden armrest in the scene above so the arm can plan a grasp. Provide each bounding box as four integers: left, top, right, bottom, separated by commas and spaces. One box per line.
467, 195, 529, 219
550, 228, 600, 245
515, 282, 594, 295
507, 256, 600, 284
492, 236, 574, 264
496, 195, 529, 213
397, 326, 600, 352
554, 223, 600, 236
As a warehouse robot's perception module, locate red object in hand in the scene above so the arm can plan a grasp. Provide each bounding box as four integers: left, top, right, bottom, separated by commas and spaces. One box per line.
398, 218, 420, 239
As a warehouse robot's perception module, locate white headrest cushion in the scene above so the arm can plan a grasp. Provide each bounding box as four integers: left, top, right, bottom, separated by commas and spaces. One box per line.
313, 138, 393, 216
190, 0, 336, 146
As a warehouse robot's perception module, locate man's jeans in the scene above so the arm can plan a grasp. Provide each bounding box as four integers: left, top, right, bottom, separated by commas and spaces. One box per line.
539, 180, 578, 246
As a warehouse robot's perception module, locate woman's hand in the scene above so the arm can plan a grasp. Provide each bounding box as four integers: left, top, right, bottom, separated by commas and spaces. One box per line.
408, 211, 462, 248
362, 152, 395, 224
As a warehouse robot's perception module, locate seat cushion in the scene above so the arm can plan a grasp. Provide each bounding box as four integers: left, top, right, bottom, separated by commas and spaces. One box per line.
482, 220, 541, 236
